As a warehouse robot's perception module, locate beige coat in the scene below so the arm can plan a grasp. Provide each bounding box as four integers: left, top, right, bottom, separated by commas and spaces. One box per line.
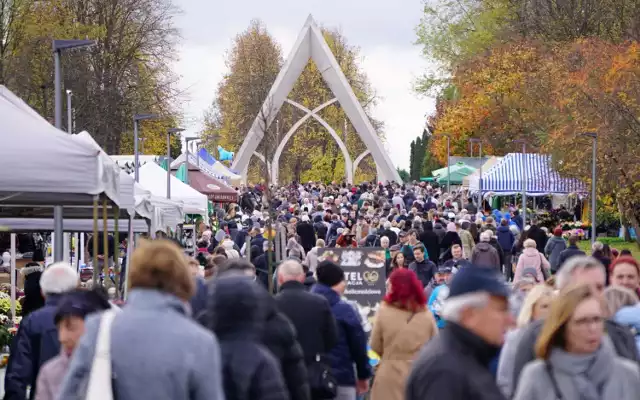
369, 303, 438, 400
459, 229, 475, 259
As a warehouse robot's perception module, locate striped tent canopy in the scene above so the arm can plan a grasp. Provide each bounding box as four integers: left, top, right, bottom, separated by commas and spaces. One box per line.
469, 153, 587, 196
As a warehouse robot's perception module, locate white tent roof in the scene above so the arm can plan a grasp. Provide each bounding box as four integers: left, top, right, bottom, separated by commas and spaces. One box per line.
0, 86, 120, 205
134, 162, 207, 215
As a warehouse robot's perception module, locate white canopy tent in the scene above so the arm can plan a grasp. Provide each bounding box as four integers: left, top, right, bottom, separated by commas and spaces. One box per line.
134, 162, 207, 215
0, 86, 120, 206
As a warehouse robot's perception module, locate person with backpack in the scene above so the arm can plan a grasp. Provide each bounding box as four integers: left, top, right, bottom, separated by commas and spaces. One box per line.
514, 239, 551, 284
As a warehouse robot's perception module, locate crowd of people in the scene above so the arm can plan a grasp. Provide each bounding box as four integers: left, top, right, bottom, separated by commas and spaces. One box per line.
4, 180, 640, 400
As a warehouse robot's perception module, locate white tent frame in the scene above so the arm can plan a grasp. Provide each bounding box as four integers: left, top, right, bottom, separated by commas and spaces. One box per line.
231, 15, 399, 184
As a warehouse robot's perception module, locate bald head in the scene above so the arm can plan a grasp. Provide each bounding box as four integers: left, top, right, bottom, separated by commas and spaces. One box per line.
277, 260, 305, 285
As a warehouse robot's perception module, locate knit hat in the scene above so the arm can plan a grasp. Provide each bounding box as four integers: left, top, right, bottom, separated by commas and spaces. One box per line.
448, 266, 510, 299
316, 261, 345, 287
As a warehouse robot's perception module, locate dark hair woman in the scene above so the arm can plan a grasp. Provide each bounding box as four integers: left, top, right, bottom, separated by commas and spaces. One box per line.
369, 269, 438, 400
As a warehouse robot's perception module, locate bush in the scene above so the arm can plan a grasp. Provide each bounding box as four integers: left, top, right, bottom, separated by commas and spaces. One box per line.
0, 298, 21, 318
597, 237, 629, 245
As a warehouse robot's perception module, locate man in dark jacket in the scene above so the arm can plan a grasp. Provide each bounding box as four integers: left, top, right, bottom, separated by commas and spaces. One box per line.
4, 262, 79, 400
296, 216, 317, 254
312, 215, 328, 243
409, 245, 437, 288
380, 221, 397, 247
557, 235, 586, 271
420, 221, 441, 265
214, 260, 311, 400
496, 219, 515, 281
249, 228, 266, 257
276, 261, 338, 398
511, 210, 523, 231
406, 266, 512, 400
311, 261, 372, 398
510, 255, 638, 396
433, 221, 446, 243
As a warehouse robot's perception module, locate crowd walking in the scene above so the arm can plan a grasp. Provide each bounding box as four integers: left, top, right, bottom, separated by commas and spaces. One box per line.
4, 180, 640, 400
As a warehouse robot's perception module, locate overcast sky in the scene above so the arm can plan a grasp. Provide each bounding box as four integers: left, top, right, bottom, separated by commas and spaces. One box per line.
173, 0, 436, 170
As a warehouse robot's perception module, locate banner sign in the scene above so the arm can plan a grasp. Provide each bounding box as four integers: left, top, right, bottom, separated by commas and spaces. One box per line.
317, 248, 387, 325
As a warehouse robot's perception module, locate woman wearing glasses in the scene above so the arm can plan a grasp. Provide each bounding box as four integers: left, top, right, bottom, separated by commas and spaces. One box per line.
513, 284, 640, 400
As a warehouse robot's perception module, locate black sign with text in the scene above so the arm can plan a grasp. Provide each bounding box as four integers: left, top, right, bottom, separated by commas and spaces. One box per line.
317, 248, 387, 324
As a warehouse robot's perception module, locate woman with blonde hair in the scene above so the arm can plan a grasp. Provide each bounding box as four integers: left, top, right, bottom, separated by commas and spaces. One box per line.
513, 284, 640, 400
603, 286, 639, 318
57, 239, 224, 400
497, 285, 554, 397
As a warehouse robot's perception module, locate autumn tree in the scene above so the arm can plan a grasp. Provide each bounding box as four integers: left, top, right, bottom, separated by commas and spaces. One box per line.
1, 0, 182, 155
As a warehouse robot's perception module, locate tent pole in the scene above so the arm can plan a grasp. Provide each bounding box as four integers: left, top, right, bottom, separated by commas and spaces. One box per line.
114, 207, 120, 298
10, 233, 16, 321
102, 198, 109, 288
79, 232, 85, 269
124, 214, 134, 300
73, 233, 79, 271
92, 196, 99, 286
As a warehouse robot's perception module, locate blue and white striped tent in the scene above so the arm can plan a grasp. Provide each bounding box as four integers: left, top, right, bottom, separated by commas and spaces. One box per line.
469, 153, 587, 196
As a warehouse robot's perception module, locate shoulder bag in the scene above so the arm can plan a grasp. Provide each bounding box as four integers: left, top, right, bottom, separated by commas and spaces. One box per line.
307, 353, 338, 399
86, 310, 117, 400
540, 253, 551, 280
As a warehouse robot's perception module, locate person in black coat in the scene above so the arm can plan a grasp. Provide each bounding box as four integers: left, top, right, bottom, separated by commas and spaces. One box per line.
214, 260, 311, 400
557, 235, 586, 271
207, 274, 289, 400
526, 224, 548, 254
20, 263, 44, 318
296, 217, 317, 254
313, 216, 328, 243
420, 221, 441, 265
380, 222, 398, 247
275, 261, 338, 398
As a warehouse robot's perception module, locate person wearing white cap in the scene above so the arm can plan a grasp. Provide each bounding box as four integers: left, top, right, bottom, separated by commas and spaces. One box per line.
4, 262, 79, 400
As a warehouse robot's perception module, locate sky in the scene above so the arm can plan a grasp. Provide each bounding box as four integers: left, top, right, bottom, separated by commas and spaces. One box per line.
172, 0, 436, 171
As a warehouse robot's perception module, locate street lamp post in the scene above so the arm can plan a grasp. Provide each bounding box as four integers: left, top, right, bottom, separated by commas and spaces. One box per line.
166, 128, 185, 199
581, 133, 598, 244
53, 39, 96, 262
513, 139, 528, 226
133, 113, 159, 182
470, 138, 483, 208
66, 90, 73, 134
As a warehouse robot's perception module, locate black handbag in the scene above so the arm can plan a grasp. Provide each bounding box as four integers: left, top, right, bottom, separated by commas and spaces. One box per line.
307, 354, 337, 399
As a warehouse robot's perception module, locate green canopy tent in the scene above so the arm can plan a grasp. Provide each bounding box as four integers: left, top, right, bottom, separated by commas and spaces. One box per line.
434, 162, 477, 185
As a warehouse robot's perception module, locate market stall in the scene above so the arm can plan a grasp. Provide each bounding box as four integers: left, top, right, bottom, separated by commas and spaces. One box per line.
134, 162, 208, 215
0, 86, 123, 317
171, 148, 242, 184
178, 163, 239, 203
432, 162, 477, 185
468, 153, 587, 196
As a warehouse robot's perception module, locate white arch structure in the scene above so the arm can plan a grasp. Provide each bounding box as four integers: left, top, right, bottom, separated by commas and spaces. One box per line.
271, 98, 354, 184
231, 15, 400, 184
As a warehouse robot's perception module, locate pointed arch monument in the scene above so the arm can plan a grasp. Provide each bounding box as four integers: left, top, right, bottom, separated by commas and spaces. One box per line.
231, 15, 400, 184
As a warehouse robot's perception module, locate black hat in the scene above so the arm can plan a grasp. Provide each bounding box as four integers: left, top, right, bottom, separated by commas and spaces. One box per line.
316, 261, 345, 287
54, 289, 112, 324
448, 266, 510, 299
